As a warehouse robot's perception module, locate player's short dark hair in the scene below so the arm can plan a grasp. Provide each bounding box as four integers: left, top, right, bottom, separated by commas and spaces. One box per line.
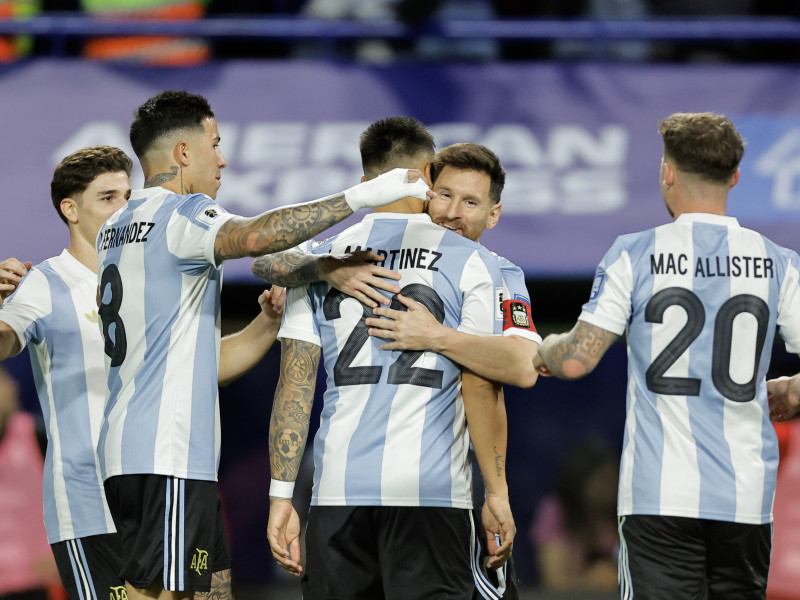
129, 90, 215, 160
51, 146, 133, 225
658, 112, 745, 184
360, 116, 435, 179
430, 143, 505, 204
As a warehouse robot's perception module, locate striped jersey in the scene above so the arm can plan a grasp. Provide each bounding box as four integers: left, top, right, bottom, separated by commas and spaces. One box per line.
95, 187, 235, 482
0, 250, 116, 543
278, 213, 505, 508
579, 213, 800, 524
294, 239, 540, 344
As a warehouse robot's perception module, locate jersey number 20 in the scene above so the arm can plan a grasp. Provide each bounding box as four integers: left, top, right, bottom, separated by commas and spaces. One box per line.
645, 287, 769, 402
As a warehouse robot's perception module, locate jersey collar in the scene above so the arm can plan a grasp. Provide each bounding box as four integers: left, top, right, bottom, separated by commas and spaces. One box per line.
675, 212, 740, 228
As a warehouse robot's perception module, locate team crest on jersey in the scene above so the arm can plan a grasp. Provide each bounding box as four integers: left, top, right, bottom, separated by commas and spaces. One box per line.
590, 270, 605, 300
110, 585, 128, 600
190, 548, 209, 575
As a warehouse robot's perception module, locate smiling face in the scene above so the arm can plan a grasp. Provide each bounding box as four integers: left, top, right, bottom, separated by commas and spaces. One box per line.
186, 117, 227, 199
426, 166, 501, 242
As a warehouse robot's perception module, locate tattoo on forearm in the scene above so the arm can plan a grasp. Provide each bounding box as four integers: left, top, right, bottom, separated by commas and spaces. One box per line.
493, 446, 505, 479
144, 167, 179, 188
252, 249, 321, 287
543, 321, 616, 379
216, 194, 353, 262
269, 339, 320, 482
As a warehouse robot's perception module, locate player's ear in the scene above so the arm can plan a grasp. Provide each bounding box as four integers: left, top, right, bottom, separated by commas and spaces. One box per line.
730, 167, 740, 190
423, 162, 433, 187
173, 140, 190, 167
485, 202, 502, 230
360, 175, 366, 183
60, 197, 79, 225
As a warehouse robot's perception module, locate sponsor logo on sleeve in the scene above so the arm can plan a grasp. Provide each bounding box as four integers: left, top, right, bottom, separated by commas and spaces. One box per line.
589, 270, 605, 300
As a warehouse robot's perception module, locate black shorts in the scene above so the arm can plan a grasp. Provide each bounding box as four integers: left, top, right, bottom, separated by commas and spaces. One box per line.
51, 533, 124, 600
472, 507, 519, 600
303, 506, 488, 600
104, 475, 231, 593
618, 514, 771, 600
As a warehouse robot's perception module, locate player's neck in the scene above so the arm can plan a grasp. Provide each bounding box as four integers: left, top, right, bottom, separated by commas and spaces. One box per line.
67, 232, 99, 273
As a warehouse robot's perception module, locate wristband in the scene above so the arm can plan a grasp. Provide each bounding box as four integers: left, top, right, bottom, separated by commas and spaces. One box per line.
269, 478, 295, 499
343, 168, 429, 211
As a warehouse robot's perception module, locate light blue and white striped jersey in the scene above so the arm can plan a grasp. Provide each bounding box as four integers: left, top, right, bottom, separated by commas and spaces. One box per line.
0, 250, 116, 543
95, 187, 235, 482
580, 213, 800, 524
279, 213, 505, 508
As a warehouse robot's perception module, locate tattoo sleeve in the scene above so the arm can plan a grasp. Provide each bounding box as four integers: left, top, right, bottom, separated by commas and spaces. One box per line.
541, 321, 618, 379
215, 193, 353, 263
251, 247, 324, 287
269, 338, 321, 482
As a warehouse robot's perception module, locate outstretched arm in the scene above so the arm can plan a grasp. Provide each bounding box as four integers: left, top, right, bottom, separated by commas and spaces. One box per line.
462, 370, 515, 569
267, 337, 321, 576
768, 370, 800, 421
218, 287, 285, 387
215, 168, 429, 263
252, 249, 401, 309
367, 294, 539, 388
534, 320, 618, 380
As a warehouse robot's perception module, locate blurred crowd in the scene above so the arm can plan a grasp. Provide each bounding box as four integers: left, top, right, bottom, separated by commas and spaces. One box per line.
1, 0, 800, 64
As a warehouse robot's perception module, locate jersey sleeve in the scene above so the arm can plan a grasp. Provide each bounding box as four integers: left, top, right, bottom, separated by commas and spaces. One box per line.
777, 251, 800, 353
458, 251, 503, 337
578, 236, 634, 336
0, 269, 52, 354
277, 284, 321, 347
166, 194, 236, 267
498, 257, 542, 344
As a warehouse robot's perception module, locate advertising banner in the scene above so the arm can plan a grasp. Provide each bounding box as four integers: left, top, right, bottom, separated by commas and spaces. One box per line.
2, 61, 799, 280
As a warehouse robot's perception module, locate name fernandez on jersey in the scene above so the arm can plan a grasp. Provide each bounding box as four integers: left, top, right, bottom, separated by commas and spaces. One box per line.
650, 253, 775, 279
343, 244, 443, 272
98, 221, 156, 252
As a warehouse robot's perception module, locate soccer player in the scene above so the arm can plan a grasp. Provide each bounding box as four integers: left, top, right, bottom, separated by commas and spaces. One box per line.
95, 92, 429, 600
0, 146, 284, 600
252, 133, 540, 388
267, 206, 513, 600
365, 142, 540, 388
252, 121, 537, 597
533, 112, 800, 600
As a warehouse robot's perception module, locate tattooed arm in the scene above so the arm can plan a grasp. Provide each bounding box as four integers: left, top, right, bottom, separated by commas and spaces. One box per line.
462, 370, 515, 569
216, 194, 353, 263
534, 321, 619, 379
269, 337, 320, 482
215, 168, 430, 263
252, 249, 401, 308
267, 337, 321, 577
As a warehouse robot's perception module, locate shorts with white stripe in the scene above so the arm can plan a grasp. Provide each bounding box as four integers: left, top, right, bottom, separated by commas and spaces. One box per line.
51, 533, 124, 600
104, 475, 231, 593
618, 514, 771, 600
303, 506, 506, 600
471, 508, 519, 600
